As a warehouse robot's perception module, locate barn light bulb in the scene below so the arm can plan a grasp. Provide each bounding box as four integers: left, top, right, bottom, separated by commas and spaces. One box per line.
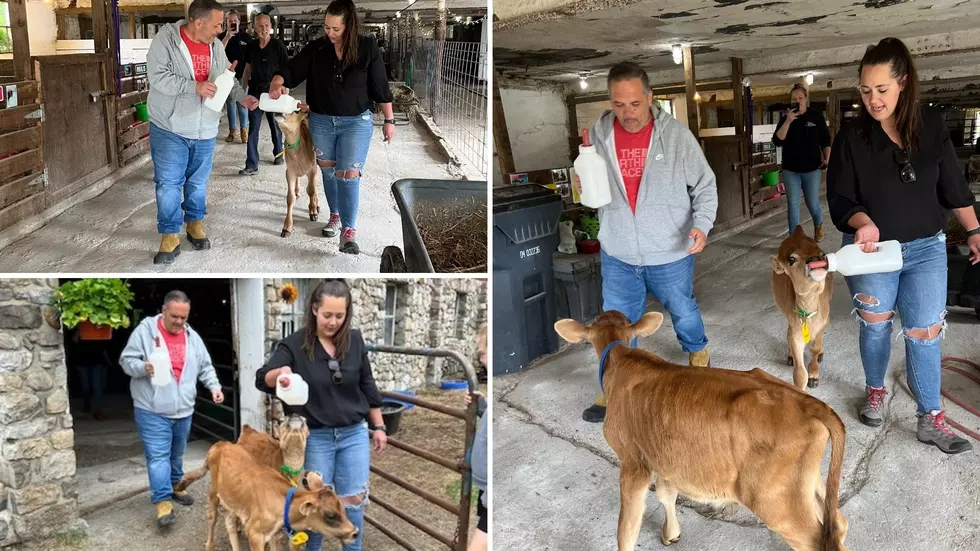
395, 11, 401, 18
580, 77, 588, 90
693, 91, 701, 102
671, 44, 683, 65
852, 103, 859, 109
805, 73, 814, 85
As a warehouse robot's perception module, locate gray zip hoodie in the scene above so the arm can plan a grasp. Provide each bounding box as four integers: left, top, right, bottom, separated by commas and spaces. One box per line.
591, 106, 718, 267
469, 397, 488, 507
119, 314, 221, 419
146, 21, 246, 140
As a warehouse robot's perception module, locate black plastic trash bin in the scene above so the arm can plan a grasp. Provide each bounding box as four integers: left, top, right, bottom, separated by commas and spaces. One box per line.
553, 251, 603, 322
492, 185, 563, 375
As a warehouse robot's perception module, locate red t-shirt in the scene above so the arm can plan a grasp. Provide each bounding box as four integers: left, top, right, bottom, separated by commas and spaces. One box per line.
157, 318, 187, 382
614, 117, 654, 213
180, 26, 211, 82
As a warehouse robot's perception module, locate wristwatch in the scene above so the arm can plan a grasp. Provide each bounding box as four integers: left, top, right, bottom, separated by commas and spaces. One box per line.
371, 424, 387, 433
383, 118, 396, 125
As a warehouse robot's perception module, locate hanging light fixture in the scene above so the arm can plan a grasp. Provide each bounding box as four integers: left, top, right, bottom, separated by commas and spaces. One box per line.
579, 76, 589, 90
694, 91, 701, 102
671, 44, 683, 65
805, 73, 814, 85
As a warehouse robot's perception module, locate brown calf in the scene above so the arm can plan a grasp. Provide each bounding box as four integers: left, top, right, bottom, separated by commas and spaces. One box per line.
274, 109, 320, 238
181, 441, 358, 551
771, 225, 834, 390
555, 311, 849, 551
175, 414, 309, 492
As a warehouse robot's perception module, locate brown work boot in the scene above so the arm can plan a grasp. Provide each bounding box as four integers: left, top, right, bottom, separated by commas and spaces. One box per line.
185, 220, 211, 250
814, 223, 825, 243
689, 349, 710, 367
241, 128, 248, 144
153, 234, 180, 265
156, 500, 175, 527
172, 489, 194, 506
582, 393, 607, 423
225, 129, 237, 143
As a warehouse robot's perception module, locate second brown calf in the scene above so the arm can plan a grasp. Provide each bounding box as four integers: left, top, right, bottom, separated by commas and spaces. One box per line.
555, 310, 849, 551
275, 110, 320, 238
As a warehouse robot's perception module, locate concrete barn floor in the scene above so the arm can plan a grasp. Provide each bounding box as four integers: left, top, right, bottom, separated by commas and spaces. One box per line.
0, 85, 479, 274
493, 202, 980, 551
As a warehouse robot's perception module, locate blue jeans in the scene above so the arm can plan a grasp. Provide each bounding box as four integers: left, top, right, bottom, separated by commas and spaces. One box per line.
309, 111, 374, 229
304, 422, 371, 551
841, 231, 947, 415
75, 363, 107, 412
600, 250, 708, 353
782, 169, 823, 233
245, 108, 283, 170
133, 407, 193, 504
149, 123, 215, 234
225, 94, 248, 130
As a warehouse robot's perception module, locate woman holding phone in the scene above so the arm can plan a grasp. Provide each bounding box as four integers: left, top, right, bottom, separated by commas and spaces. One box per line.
827, 37, 980, 454
256, 279, 387, 550
772, 84, 832, 241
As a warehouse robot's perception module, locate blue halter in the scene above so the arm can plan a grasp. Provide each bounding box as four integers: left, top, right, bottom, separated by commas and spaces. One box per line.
598, 336, 639, 393
283, 485, 298, 538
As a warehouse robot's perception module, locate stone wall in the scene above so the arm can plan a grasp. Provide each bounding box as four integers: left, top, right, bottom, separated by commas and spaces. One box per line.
0, 279, 78, 547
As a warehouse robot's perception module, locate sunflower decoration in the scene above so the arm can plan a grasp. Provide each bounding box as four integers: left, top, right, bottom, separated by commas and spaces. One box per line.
279, 283, 299, 305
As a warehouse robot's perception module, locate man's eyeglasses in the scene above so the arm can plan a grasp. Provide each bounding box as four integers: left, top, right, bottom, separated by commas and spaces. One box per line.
894, 149, 916, 183
328, 360, 343, 385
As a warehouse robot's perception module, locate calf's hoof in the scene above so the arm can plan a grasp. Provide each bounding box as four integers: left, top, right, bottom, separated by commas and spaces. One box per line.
786, 356, 794, 366
310, 212, 318, 221
661, 533, 681, 546
281, 229, 291, 238
807, 377, 820, 388
817, 353, 824, 362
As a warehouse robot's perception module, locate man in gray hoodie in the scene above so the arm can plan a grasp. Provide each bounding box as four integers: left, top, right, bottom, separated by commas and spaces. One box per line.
119, 290, 224, 527
146, 0, 258, 265
578, 62, 718, 423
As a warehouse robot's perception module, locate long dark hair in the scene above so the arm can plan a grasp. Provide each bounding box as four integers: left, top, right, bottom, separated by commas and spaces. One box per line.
857, 37, 921, 152
327, 0, 360, 68
302, 279, 353, 361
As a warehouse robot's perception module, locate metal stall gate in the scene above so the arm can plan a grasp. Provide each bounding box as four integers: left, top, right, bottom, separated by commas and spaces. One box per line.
364, 344, 481, 551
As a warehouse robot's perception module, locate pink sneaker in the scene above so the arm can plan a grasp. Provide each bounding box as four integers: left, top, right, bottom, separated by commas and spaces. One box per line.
340, 228, 359, 255
321, 213, 341, 237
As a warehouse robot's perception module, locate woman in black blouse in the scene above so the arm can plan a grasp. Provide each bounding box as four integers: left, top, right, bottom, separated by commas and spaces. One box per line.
257, 279, 387, 550
828, 37, 980, 455
269, 0, 395, 255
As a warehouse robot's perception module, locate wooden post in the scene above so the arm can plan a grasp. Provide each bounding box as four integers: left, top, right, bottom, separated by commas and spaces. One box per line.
8, 0, 32, 80
129, 13, 136, 39
731, 57, 750, 218
827, 91, 840, 141
683, 46, 699, 137
566, 97, 580, 162
92, 0, 108, 54
492, 69, 516, 176
433, 0, 447, 116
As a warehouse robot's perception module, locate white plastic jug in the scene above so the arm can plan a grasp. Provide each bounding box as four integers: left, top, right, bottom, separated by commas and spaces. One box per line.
822, 240, 903, 276
203, 69, 236, 112
276, 373, 310, 406
259, 93, 303, 114
573, 129, 612, 209
147, 336, 173, 387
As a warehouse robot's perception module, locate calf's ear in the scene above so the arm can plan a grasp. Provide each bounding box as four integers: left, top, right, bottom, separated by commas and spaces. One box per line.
303, 471, 325, 490
770, 255, 785, 274
554, 319, 586, 343
632, 312, 663, 337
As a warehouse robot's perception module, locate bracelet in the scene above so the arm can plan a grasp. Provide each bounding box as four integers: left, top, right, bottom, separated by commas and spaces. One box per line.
384, 119, 395, 125
967, 227, 980, 237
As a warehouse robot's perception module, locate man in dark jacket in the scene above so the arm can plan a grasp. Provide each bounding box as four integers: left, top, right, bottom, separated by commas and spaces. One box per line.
239, 14, 290, 175
218, 10, 252, 144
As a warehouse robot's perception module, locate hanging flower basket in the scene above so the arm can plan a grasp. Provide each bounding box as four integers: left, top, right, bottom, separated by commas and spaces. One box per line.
77, 320, 113, 341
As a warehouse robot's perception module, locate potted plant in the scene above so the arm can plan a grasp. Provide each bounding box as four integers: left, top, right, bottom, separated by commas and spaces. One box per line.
51, 278, 136, 340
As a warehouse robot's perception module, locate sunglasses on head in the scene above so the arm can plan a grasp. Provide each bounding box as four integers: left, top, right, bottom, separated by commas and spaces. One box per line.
327, 360, 343, 385
334, 61, 343, 83
894, 149, 916, 183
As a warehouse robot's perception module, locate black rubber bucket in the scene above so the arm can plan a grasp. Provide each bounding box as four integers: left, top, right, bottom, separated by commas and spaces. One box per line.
381, 400, 408, 436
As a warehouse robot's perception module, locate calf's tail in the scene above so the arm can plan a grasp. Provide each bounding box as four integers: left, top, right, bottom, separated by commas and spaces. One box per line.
820, 407, 848, 551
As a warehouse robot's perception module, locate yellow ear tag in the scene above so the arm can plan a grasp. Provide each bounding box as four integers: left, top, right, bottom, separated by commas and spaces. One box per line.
291, 532, 309, 546
802, 322, 811, 344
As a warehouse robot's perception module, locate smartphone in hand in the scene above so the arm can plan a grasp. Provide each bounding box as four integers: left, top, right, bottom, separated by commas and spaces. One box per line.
790, 101, 800, 113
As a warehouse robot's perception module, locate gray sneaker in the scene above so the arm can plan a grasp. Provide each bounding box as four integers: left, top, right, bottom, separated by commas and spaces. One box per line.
321, 213, 341, 237
859, 386, 887, 427
917, 411, 973, 454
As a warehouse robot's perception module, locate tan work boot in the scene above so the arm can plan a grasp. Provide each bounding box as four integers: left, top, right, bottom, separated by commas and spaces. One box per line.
172, 489, 194, 506
156, 500, 175, 527
689, 349, 710, 367
153, 234, 180, 265
185, 220, 211, 250
241, 128, 248, 144
582, 393, 607, 423
225, 129, 237, 143
814, 223, 825, 243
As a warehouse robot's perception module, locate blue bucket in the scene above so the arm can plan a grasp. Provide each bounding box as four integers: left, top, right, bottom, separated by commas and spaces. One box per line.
440, 379, 468, 390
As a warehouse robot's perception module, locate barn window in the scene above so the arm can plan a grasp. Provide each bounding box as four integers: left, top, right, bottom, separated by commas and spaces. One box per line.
454, 292, 468, 339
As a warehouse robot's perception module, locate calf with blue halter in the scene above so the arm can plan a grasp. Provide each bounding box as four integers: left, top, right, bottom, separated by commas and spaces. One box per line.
555, 310, 850, 551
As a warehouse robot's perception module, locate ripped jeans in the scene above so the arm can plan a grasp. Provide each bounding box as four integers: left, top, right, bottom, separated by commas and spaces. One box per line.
304, 421, 370, 551
842, 231, 947, 415
309, 110, 374, 230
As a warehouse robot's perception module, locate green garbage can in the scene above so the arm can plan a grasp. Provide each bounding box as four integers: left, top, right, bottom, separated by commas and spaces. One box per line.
133, 101, 149, 122
762, 170, 780, 187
